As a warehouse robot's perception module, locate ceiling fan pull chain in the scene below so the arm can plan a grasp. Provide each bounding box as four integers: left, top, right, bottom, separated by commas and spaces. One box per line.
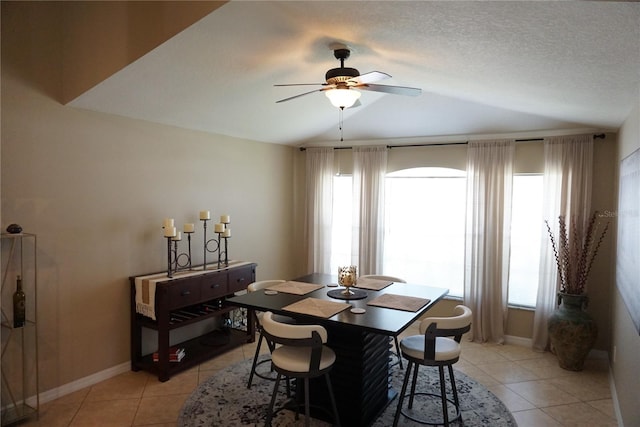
339, 107, 344, 142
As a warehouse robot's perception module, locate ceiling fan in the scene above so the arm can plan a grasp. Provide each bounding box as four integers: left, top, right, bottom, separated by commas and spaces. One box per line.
275, 48, 422, 109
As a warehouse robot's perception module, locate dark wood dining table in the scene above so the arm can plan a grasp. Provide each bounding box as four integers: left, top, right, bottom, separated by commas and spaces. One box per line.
226, 272, 449, 427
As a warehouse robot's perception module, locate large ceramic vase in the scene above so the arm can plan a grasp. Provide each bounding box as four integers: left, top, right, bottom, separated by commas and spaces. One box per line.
548, 293, 597, 371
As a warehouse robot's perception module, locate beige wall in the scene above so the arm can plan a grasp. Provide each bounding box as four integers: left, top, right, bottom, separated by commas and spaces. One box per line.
2, 3, 297, 395
611, 93, 640, 426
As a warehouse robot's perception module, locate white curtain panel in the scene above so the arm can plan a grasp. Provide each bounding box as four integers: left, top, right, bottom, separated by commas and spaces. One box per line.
464, 139, 514, 343
351, 146, 388, 275
305, 147, 335, 274
532, 134, 593, 351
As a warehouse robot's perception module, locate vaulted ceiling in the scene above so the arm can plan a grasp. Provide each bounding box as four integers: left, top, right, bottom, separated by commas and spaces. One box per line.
69, 1, 640, 147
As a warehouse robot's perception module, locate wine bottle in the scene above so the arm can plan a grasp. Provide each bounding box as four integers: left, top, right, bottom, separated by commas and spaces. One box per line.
13, 275, 26, 328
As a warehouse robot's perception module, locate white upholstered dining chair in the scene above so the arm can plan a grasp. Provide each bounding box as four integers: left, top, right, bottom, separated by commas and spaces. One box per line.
393, 304, 472, 427
260, 311, 341, 427
246, 279, 296, 388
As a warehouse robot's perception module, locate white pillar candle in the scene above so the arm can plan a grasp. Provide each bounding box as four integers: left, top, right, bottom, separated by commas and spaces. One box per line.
164, 226, 177, 237
222, 229, 231, 238
214, 223, 225, 233
172, 231, 182, 241
199, 210, 210, 220
183, 223, 195, 233
220, 215, 231, 224
163, 218, 174, 228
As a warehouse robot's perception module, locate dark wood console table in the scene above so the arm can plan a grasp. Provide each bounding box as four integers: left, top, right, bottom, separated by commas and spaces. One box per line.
130, 261, 256, 382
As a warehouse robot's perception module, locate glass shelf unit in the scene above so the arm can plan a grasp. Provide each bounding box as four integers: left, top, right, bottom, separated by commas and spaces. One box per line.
1, 233, 39, 426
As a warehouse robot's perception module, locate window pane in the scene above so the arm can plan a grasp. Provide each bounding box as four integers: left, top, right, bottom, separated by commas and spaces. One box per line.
384, 170, 466, 296
508, 174, 543, 307
330, 175, 353, 274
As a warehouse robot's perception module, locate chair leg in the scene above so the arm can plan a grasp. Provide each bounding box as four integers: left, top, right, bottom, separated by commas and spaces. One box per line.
304, 378, 310, 427
408, 363, 420, 409
324, 373, 341, 427
247, 331, 265, 388
393, 361, 413, 427
448, 364, 460, 419
265, 373, 282, 427
438, 366, 449, 427
393, 336, 403, 369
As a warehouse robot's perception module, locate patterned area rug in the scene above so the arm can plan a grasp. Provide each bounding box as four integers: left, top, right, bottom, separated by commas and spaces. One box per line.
178, 355, 517, 426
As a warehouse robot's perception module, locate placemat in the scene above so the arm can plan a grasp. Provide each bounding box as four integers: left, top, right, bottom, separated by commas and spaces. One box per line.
355, 277, 393, 291
282, 297, 351, 318
265, 281, 324, 295
367, 293, 431, 312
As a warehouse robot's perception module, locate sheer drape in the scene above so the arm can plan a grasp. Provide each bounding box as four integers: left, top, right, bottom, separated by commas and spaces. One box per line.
532, 134, 593, 351
464, 139, 514, 343
351, 146, 388, 274
305, 147, 334, 274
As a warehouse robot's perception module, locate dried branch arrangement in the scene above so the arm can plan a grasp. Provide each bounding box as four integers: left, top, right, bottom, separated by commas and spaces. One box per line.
545, 211, 609, 295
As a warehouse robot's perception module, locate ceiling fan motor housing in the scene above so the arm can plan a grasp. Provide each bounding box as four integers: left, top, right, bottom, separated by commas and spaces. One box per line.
326, 48, 360, 85
326, 67, 360, 85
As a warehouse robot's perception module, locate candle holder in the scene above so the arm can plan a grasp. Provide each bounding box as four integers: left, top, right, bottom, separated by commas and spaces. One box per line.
218, 218, 231, 267
201, 219, 221, 270
166, 236, 174, 278
162, 214, 232, 277
164, 232, 193, 278
174, 231, 193, 271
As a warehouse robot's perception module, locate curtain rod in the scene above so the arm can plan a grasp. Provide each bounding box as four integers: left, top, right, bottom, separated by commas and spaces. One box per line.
299, 133, 606, 151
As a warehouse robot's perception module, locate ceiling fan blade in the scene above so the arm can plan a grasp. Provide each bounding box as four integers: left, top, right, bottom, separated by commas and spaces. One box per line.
357, 83, 422, 97
274, 83, 327, 87
348, 71, 391, 85
275, 87, 333, 103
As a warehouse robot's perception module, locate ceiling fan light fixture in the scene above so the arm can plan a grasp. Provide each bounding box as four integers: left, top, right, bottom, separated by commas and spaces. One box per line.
325, 88, 361, 109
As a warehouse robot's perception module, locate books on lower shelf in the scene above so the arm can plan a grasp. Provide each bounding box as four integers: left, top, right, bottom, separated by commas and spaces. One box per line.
152, 346, 185, 363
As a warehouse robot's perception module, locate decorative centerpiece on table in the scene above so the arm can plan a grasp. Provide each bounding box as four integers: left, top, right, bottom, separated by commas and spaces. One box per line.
327, 265, 368, 300
338, 265, 358, 296
545, 211, 609, 371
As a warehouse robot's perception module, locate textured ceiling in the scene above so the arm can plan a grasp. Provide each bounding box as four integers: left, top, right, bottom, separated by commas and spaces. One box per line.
69, 1, 640, 146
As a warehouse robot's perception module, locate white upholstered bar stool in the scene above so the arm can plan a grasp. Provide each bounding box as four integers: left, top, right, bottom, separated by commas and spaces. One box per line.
246, 280, 296, 388
261, 311, 341, 427
360, 274, 407, 369
393, 305, 472, 427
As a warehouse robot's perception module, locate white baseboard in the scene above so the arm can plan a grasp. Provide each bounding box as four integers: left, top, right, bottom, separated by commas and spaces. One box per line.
504, 335, 532, 347
38, 361, 131, 405
609, 368, 624, 427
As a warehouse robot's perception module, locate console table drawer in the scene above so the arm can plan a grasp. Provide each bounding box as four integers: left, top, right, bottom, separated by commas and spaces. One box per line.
201, 271, 229, 300
167, 277, 202, 309
228, 266, 253, 293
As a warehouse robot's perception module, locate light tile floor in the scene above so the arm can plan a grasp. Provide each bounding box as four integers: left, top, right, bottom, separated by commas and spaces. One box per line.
21, 323, 617, 427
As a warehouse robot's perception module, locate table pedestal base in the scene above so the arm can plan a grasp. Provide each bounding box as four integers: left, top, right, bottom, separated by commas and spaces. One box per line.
306, 326, 392, 426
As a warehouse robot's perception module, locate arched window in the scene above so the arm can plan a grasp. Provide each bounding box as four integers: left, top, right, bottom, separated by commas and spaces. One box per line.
330, 166, 542, 306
